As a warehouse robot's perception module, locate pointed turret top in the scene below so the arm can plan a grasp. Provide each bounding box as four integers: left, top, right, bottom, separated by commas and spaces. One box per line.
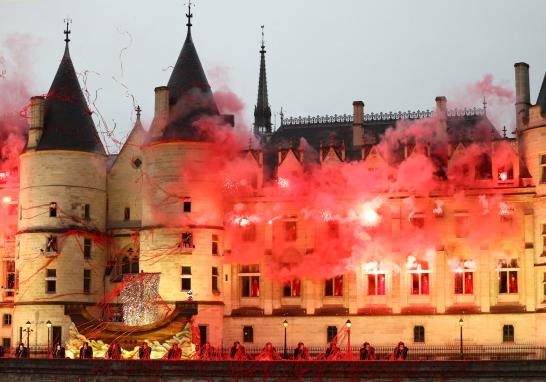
253, 25, 272, 137
162, 1, 219, 140
37, 20, 105, 154
537, 72, 546, 113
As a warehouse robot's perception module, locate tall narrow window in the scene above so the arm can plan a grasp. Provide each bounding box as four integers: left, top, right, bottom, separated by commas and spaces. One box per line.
6, 260, 15, 297
84, 204, 90, 220
49, 202, 57, 217
46, 269, 56, 293
407, 259, 430, 295
46, 236, 58, 253
212, 267, 219, 293
413, 326, 425, 343
327, 326, 338, 343
2, 314, 11, 326
502, 325, 514, 342
242, 223, 256, 242
498, 259, 518, 294
83, 269, 91, 294
284, 220, 297, 242
198, 325, 207, 346
181, 232, 194, 248
181, 266, 192, 291
243, 326, 253, 343
325, 275, 343, 296
124, 207, 130, 221
131, 256, 139, 273
83, 238, 92, 259
454, 262, 474, 295
2, 338, 10, 349
121, 256, 130, 274
283, 279, 301, 297
183, 201, 191, 213
239, 265, 260, 297
367, 273, 386, 295
212, 234, 219, 255
475, 153, 492, 179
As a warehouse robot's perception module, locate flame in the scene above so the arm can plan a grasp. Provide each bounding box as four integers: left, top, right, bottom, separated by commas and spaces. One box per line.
277, 177, 289, 189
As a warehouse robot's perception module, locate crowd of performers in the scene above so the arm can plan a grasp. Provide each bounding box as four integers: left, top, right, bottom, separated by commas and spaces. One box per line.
8, 340, 409, 361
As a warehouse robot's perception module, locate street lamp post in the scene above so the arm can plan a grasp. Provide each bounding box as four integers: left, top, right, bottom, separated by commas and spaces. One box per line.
459, 318, 464, 360
283, 320, 288, 359
23, 321, 33, 358
46, 320, 52, 356
346, 320, 352, 360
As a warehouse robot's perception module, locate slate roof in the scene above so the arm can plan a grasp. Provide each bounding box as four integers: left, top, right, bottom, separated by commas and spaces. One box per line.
162, 26, 219, 141
537, 72, 546, 113
37, 44, 105, 154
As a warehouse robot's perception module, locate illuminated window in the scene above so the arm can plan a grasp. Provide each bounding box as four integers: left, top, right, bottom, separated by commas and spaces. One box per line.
327, 326, 338, 343
181, 266, 192, 291
83, 238, 92, 259
325, 275, 343, 297
83, 269, 91, 294
49, 202, 57, 217
502, 325, 514, 342
497, 166, 514, 182
212, 234, 219, 255
498, 259, 518, 294
243, 326, 253, 343
283, 279, 301, 297
454, 262, 474, 295
413, 326, 425, 343
367, 273, 386, 295
212, 267, 219, 293
46, 269, 56, 293
239, 265, 260, 297
407, 260, 430, 295
242, 223, 256, 242
284, 220, 297, 242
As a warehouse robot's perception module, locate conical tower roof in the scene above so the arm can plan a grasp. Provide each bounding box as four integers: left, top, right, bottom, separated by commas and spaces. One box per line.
162, 6, 219, 141
254, 26, 272, 137
37, 30, 105, 154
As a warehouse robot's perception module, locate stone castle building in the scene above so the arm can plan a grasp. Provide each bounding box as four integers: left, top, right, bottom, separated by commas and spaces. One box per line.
0, 11, 546, 352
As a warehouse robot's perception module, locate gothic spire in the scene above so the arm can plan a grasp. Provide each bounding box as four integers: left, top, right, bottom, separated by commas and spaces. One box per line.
254, 25, 272, 138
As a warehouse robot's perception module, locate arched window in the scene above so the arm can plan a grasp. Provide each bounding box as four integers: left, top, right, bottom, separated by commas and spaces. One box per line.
131, 256, 139, 273
121, 256, 130, 274
475, 153, 492, 180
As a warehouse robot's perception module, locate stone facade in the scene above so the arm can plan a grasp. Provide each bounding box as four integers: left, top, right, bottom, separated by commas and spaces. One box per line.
0, 21, 546, 354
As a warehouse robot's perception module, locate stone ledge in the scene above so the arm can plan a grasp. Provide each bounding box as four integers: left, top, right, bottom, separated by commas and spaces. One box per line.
1, 359, 546, 381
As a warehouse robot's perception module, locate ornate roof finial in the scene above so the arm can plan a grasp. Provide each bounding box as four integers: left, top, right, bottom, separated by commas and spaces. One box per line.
186, 0, 193, 30
502, 125, 507, 138
135, 105, 142, 120
64, 17, 72, 44
260, 25, 265, 52
483, 96, 487, 115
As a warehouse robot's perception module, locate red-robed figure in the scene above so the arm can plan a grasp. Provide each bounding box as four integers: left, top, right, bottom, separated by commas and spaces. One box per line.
255, 342, 282, 360
229, 341, 250, 360
106, 341, 121, 360
166, 343, 182, 360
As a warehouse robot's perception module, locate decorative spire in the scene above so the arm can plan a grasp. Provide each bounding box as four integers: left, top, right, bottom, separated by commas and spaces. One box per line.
502, 126, 507, 138
186, 0, 193, 31
483, 96, 487, 115
64, 17, 72, 44
253, 25, 272, 138
136, 105, 142, 120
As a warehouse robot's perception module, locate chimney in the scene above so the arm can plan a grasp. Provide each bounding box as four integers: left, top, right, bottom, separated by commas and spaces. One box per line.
26, 96, 45, 150
154, 86, 170, 115
435, 96, 447, 113
514, 62, 530, 131
150, 86, 170, 138
352, 100, 365, 147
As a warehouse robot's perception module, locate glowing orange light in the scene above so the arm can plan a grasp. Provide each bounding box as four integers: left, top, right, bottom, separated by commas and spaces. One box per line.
360, 206, 379, 227
499, 171, 508, 181
277, 177, 289, 189
2, 196, 12, 204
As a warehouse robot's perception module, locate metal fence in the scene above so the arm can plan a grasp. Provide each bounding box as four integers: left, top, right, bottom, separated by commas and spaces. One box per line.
2, 343, 545, 361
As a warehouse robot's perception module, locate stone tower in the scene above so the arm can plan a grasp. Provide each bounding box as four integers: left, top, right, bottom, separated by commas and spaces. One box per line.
15, 24, 107, 347
139, 6, 226, 344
